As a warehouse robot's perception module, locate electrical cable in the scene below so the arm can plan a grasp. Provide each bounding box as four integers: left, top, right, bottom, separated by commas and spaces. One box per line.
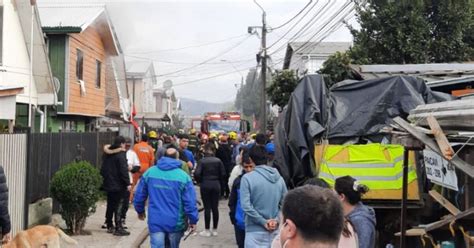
268, 0, 336, 55
270, 0, 313, 31
266, 0, 321, 49
127, 34, 248, 54
151, 35, 252, 77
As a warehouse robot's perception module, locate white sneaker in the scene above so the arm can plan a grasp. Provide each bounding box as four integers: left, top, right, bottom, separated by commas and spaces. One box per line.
199, 230, 211, 237
211, 229, 218, 236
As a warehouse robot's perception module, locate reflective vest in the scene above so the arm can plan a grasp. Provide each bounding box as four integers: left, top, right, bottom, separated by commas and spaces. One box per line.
318, 144, 417, 190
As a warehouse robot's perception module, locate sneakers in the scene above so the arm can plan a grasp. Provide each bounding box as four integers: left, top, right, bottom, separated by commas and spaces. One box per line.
121, 219, 128, 229
113, 228, 130, 236
211, 229, 218, 236
199, 230, 211, 237
107, 227, 114, 233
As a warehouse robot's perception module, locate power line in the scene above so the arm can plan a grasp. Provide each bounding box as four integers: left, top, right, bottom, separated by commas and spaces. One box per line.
270, 0, 313, 30
124, 54, 256, 66
266, 0, 321, 49
126, 34, 248, 54
152, 35, 252, 77
268, 0, 335, 55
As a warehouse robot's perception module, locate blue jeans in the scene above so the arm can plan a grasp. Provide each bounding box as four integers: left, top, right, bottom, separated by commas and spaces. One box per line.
150, 232, 183, 248
244, 231, 278, 248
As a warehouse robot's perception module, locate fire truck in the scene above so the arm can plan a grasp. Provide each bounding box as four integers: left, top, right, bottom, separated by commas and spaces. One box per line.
193, 112, 250, 134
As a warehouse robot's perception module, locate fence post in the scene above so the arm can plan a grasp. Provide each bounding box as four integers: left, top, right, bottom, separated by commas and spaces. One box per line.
23, 129, 31, 229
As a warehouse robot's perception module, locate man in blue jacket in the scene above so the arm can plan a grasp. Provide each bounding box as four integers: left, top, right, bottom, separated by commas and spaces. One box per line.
240, 145, 287, 247
134, 147, 199, 248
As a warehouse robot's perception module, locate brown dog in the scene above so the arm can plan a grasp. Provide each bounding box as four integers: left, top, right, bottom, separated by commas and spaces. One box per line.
3, 225, 78, 248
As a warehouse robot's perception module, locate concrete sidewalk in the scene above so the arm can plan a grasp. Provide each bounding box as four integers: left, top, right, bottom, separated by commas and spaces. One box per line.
60, 201, 147, 248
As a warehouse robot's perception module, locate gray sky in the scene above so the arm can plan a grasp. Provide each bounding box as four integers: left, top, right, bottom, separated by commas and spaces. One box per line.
39, 0, 355, 103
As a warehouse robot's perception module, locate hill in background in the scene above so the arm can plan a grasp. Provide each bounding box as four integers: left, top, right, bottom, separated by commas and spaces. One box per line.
180, 98, 235, 116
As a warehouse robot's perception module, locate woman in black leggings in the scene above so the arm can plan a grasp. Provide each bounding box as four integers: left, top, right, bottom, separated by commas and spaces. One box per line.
194, 144, 226, 237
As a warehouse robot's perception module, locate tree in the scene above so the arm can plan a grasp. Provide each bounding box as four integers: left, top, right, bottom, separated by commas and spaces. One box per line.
267, 70, 299, 108
317, 52, 358, 88
319, 0, 474, 83
236, 69, 261, 118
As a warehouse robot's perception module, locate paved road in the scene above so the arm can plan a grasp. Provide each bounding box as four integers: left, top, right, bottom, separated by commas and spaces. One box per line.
141, 194, 238, 248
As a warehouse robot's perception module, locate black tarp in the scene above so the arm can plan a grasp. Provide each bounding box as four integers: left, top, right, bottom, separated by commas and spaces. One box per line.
274, 75, 452, 186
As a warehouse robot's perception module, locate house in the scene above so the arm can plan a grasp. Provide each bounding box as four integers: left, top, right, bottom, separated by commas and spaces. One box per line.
126, 62, 157, 113
283, 42, 352, 77
350, 63, 474, 96
38, 5, 130, 132
126, 62, 181, 128
0, 0, 58, 133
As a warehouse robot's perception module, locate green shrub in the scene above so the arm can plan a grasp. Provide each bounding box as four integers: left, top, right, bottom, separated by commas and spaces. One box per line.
50, 160, 102, 235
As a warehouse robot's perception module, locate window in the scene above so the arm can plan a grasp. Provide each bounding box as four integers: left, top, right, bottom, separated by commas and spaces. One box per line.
95, 60, 101, 88
0, 5, 3, 65
76, 49, 83, 80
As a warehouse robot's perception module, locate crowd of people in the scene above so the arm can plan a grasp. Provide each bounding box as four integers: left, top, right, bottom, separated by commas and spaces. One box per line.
99, 129, 377, 248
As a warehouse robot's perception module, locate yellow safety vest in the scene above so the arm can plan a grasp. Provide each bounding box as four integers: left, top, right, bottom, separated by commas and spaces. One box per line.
318, 144, 417, 190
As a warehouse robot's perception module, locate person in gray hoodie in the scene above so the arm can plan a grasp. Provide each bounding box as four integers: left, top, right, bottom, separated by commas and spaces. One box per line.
335, 175, 377, 248
240, 144, 287, 247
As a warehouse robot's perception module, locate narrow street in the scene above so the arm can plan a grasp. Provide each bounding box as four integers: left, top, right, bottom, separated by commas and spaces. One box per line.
140, 199, 236, 248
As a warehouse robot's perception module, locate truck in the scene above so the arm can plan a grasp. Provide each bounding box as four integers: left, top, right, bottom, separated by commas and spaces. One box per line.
194, 112, 250, 134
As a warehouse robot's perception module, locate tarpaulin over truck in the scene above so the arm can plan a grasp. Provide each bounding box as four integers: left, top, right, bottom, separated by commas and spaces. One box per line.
274, 75, 452, 186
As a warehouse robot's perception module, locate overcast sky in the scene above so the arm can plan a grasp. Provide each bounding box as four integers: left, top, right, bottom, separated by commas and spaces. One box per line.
39, 0, 355, 103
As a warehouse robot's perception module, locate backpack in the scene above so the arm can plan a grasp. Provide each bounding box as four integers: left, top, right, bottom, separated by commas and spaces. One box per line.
235, 188, 245, 230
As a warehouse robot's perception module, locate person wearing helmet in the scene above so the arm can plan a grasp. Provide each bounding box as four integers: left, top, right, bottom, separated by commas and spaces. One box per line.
188, 129, 200, 157
148, 131, 159, 153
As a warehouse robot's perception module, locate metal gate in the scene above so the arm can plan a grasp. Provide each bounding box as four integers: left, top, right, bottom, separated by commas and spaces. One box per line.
0, 134, 27, 235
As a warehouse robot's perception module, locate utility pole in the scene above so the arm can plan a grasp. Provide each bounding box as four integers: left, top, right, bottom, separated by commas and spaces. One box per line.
249, 0, 267, 133
260, 11, 267, 134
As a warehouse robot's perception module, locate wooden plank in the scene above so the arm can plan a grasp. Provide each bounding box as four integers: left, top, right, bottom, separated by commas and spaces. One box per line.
427, 115, 454, 160
395, 228, 426, 237
393, 117, 474, 178
429, 190, 461, 215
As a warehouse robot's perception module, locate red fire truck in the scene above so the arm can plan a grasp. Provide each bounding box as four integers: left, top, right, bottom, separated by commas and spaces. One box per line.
193, 112, 250, 134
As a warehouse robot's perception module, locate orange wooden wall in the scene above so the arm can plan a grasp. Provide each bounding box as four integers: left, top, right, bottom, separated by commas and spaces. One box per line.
67, 26, 106, 116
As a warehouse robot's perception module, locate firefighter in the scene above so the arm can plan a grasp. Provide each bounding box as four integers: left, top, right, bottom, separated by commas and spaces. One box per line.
188, 129, 200, 156
148, 130, 159, 153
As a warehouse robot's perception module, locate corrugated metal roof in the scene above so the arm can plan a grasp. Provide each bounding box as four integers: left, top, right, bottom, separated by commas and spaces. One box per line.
350, 63, 474, 89
38, 6, 104, 30
289, 42, 351, 55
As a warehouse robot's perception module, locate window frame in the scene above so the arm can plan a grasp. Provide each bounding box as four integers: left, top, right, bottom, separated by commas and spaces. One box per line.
95, 59, 101, 88
76, 49, 83, 81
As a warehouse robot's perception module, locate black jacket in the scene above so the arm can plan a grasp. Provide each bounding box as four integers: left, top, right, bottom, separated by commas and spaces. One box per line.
194, 156, 226, 183
0, 167, 10, 235
216, 143, 233, 174
100, 145, 130, 192
228, 174, 243, 225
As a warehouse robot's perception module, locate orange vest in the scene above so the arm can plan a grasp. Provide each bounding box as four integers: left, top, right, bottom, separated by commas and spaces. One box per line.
133, 142, 155, 173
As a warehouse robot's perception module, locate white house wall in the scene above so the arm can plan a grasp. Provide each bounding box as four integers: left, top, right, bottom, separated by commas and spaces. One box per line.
0, 0, 38, 105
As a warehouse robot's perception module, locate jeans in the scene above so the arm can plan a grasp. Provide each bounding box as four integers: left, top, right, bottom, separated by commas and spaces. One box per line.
244, 231, 278, 248
120, 190, 130, 220
150, 232, 183, 248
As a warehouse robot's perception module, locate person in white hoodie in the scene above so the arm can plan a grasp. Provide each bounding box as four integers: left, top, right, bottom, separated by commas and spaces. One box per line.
122, 137, 140, 228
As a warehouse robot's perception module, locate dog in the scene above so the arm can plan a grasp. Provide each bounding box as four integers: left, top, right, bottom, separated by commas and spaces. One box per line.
3, 225, 78, 248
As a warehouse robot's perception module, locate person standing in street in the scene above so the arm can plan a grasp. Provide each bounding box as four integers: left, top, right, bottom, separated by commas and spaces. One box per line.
335, 175, 376, 248
134, 147, 199, 248
240, 145, 287, 247
0, 166, 11, 245
194, 144, 226, 237
132, 134, 155, 198
178, 134, 195, 170
121, 137, 140, 229
276, 185, 344, 248
215, 134, 232, 199
188, 129, 200, 157
228, 150, 255, 248
101, 136, 131, 236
